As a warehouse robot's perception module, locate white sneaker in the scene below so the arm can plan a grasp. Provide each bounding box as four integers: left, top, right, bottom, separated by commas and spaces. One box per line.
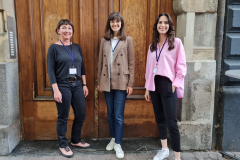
106, 138, 115, 151
153, 148, 169, 160
114, 144, 124, 159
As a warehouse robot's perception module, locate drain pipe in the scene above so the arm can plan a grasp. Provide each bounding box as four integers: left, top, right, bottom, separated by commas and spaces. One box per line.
212, 0, 227, 150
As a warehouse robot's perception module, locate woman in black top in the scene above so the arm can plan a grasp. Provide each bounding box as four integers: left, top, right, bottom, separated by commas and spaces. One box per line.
47, 19, 90, 158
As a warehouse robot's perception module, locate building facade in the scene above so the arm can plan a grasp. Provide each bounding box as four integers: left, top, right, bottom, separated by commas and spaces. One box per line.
1, 0, 238, 155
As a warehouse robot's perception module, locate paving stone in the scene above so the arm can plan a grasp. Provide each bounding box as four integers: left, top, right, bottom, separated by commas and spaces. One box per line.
166, 154, 175, 160
129, 153, 151, 160
9, 157, 21, 160
217, 156, 227, 160
94, 154, 119, 160
73, 155, 91, 160
232, 152, 240, 158
194, 152, 210, 159
0, 157, 10, 160
43, 157, 55, 160
29, 157, 46, 160
10, 157, 28, 160
89, 155, 106, 160
208, 152, 222, 159
71, 155, 88, 160
181, 152, 197, 160
143, 152, 155, 159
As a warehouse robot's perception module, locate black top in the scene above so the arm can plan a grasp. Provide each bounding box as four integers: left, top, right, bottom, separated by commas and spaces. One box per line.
47, 43, 86, 85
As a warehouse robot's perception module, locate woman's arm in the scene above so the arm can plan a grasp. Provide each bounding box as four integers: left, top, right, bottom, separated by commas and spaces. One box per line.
81, 75, 88, 97
172, 39, 187, 90
47, 45, 62, 103
78, 46, 88, 97
52, 83, 62, 103
127, 36, 135, 88
127, 37, 135, 96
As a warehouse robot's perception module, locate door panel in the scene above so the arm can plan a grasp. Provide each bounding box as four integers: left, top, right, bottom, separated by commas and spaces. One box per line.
16, 0, 176, 140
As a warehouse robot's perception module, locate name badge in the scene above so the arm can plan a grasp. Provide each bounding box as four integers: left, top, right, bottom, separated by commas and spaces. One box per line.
69, 68, 77, 74
153, 68, 158, 74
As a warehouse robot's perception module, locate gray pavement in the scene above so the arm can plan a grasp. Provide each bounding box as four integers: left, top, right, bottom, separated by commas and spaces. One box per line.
0, 138, 239, 160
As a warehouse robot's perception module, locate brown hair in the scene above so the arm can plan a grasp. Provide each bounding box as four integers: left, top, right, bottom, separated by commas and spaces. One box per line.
55, 19, 74, 35
104, 12, 126, 41
150, 13, 175, 52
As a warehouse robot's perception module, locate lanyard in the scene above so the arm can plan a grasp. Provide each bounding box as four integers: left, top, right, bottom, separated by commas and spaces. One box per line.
156, 39, 167, 65
110, 39, 120, 52
60, 40, 74, 67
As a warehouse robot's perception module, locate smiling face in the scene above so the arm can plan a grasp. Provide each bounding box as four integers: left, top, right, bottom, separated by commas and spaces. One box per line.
57, 24, 73, 40
157, 16, 169, 35
110, 18, 121, 35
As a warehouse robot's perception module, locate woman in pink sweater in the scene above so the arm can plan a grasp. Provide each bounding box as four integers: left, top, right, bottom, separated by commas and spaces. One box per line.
145, 13, 186, 160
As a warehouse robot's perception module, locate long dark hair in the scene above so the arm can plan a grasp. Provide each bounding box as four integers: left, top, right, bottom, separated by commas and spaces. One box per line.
104, 12, 126, 41
150, 13, 175, 52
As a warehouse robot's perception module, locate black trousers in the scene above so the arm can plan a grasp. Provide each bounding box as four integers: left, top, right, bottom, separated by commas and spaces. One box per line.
149, 75, 180, 152
54, 80, 86, 148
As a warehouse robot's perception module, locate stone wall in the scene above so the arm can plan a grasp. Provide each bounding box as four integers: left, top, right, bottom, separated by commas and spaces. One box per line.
173, 0, 217, 150
0, 0, 21, 156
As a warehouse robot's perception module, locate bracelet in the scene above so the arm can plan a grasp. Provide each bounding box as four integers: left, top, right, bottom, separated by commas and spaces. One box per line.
83, 84, 87, 86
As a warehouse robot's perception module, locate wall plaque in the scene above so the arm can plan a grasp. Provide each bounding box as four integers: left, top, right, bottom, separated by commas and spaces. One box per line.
7, 16, 17, 59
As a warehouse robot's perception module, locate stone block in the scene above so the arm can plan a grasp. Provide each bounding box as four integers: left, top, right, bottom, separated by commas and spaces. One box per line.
223, 59, 240, 83
176, 12, 195, 60
0, 62, 20, 125
178, 121, 212, 150
227, 5, 240, 32
173, 0, 218, 16
194, 13, 217, 48
193, 47, 215, 60
224, 33, 240, 57
0, 120, 21, 155
176, 13, 187, 43
182, 61, 216, 122
221, 86, 240, 151
177, 13, 216, 61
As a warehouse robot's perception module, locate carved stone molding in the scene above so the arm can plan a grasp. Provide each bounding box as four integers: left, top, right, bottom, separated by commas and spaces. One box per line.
173, 0, 218, 16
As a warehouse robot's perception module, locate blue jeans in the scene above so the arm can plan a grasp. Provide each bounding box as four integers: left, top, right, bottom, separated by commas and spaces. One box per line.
104, 89, 127, 144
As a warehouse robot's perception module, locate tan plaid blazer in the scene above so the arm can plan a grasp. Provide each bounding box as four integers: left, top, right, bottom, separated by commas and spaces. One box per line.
97, 36, 135, 92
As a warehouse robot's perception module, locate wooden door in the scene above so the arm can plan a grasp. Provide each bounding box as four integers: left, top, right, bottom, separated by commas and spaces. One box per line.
15, 0, 176, 140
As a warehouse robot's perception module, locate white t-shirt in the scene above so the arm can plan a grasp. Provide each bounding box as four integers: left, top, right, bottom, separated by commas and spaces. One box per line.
110, 37, 119, 78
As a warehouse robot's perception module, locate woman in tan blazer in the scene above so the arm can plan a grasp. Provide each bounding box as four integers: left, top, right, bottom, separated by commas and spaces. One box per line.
97, 12, 134, 159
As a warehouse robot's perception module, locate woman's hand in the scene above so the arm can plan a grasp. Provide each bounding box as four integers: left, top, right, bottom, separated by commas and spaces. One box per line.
83, 86, 89, 97
54, 89, 62, 103
145, 89, 151, 101
172, 85, 176, 93
97, 85, 102, 93
127, 87, 133, 96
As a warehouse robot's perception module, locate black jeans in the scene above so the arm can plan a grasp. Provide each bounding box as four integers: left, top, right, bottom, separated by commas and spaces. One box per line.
149, 75, 180, 152
54, 80, 86, 148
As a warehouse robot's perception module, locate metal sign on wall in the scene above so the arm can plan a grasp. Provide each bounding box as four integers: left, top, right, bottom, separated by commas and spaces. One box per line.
7, 16, 16, 59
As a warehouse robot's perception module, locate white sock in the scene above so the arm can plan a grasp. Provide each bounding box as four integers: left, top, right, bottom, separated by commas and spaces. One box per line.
115, 144, 121, 147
